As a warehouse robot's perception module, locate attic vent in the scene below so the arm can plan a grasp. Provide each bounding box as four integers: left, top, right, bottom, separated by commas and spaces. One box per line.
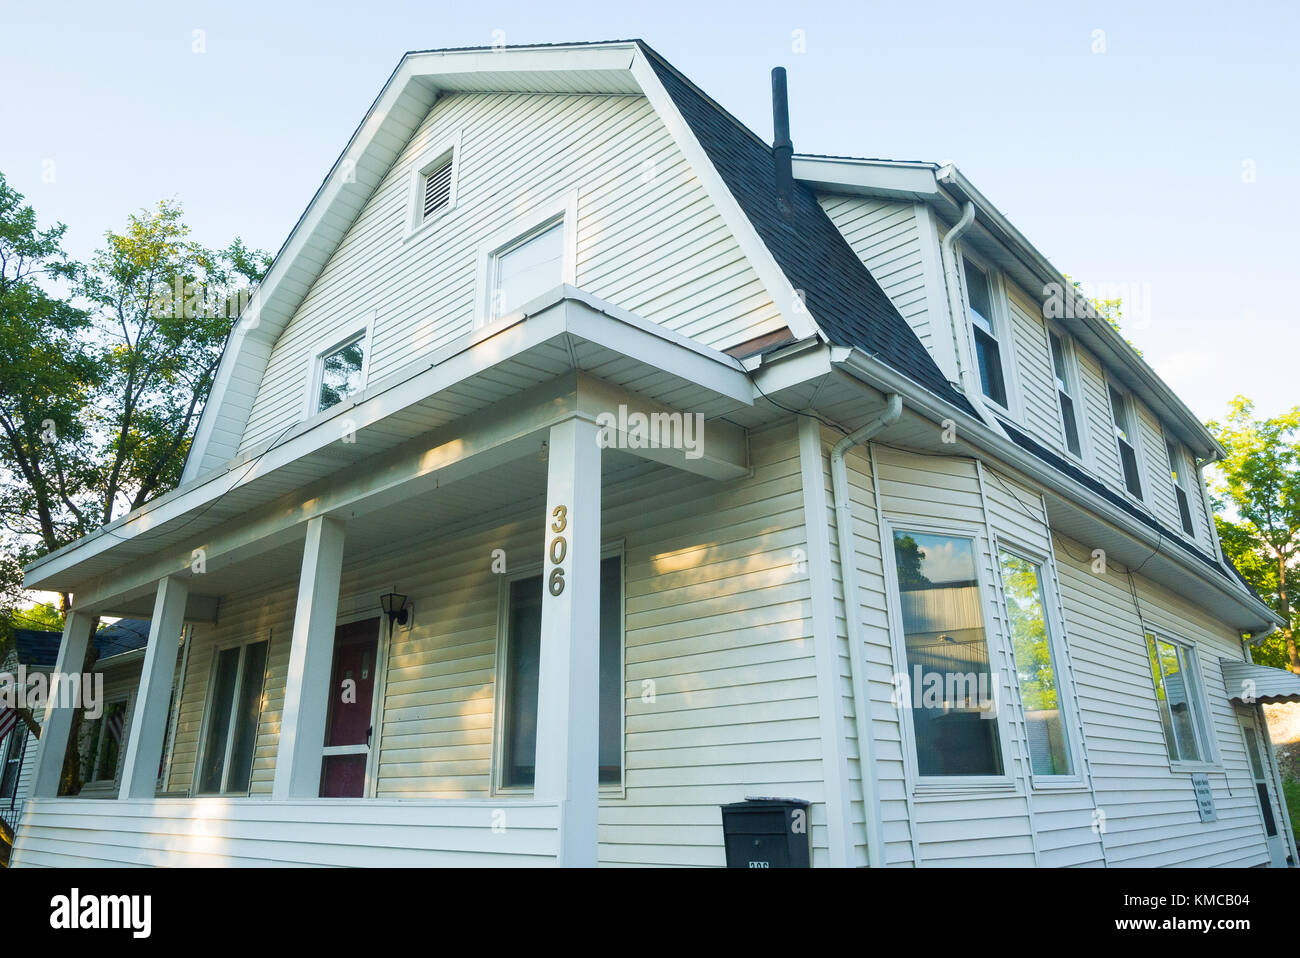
423, 156, 454, 219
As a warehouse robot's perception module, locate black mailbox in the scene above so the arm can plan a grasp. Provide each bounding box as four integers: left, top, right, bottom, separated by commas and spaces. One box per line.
720, 797, 811, 868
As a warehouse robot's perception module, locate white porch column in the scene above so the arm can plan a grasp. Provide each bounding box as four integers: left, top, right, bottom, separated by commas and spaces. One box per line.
533, 416, 601, 867
273, 515, 346, 800
29, 611, 96, 798
118, 576, 188, 798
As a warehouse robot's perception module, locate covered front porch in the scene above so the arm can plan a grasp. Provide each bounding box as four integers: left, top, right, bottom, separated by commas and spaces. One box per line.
15, 290, 770, 867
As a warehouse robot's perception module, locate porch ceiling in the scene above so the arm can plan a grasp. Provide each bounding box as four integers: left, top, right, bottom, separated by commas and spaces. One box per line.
26, 288, 754, 602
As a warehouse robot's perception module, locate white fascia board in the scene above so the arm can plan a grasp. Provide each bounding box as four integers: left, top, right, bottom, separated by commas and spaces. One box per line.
792, 155, 941, 202
629, 47, 820, 343
828, 345, 1280, 631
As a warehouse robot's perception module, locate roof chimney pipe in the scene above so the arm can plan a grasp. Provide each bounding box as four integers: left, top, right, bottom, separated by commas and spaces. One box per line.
771, 67, 794, 219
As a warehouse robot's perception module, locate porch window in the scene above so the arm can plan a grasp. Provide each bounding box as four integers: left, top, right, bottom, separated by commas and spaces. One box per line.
963, 256, 1008, 408
1, 725, 26, 798
1048, 330, 1083, 458
489, 220, 564, 322
1165, 438, 1196, 536
316, 335, 366, 413
1144, 632, 1210, 764
1108, 383, 1143, 499
891, 529, 1004, 777
997, 551, 1073, 777
79, 699, 128, 785
196, 639, 269, 795
500, 555, 623, 788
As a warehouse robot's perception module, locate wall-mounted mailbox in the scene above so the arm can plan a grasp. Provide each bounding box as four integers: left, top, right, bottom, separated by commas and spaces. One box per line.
720, 797, 811, 868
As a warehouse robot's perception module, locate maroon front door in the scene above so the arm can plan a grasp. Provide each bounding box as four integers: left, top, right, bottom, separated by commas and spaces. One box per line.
319, 617, 380, 797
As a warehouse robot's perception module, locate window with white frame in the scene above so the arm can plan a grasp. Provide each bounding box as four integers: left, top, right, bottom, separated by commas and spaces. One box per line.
499, 555, 623, 788
1144, 632, 1211, 764
488, 219, 565, 323
1048, 330, 1083, 459
1165, 438, 1196, 537
315, 333, 366, 414
890, 528, 1004, 777
405, 132, 461, 239
997, 550, 1073, 777
962, 256, 1008, 408
79, 699, 128, 785
196, 639, 269, 795
1108, 383, 1143, 499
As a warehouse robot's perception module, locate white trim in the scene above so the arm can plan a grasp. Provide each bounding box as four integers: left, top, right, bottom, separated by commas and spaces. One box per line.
403, 128, 462, 241
301, 311, 376, 419
796, 416, 855, 867
474, 190, 578, 329
1144, 628, 1220, 771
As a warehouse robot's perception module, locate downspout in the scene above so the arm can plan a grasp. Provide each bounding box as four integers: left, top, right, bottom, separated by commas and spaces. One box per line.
938, 200, 1003, 434
830, 392, 901, 868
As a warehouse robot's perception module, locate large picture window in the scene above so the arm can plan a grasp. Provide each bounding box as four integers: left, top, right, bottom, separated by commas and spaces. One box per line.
998, 551, 1073, 777
500, 555, 623, 788
892, 529, 1004, 777
1144, 632, 1210, 764
196, 639, 269, 795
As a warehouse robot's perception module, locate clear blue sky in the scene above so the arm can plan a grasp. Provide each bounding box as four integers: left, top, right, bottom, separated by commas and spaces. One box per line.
3, 0, 1295, 421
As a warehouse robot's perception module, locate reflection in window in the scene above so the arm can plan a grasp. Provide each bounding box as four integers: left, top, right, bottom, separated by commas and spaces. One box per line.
893, 530, 1003, 776
80, 700, 128, 784
318, 336, 365, 412
964, 258, 1007, 407
1145, 633, 1207, 763
998, 552, 1072, 776
197, 640, 269, 794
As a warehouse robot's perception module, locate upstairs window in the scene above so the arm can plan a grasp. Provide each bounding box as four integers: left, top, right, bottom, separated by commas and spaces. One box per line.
1166, 439, 1196, 536
1048, 331, 1083, 458
421, 155, 454, 220
963, 256, 1007, 407
317, 334, 366, 413
490, 220, 564, 322
1144, 632, 1211, 764
1108, 383, 1143, 499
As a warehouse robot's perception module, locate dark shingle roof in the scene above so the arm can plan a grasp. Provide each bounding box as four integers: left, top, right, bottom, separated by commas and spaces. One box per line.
639, 43, 974, 416
12, 619, 151, 670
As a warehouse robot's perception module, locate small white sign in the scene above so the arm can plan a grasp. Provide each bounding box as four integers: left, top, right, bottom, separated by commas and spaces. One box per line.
1191, 773, 1217, 822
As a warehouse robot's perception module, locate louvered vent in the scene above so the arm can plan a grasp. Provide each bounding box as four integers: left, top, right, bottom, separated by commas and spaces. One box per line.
423, 157, 453, 218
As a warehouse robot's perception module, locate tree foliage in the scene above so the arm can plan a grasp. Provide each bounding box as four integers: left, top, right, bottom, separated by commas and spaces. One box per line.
1207, 396, 1300, 672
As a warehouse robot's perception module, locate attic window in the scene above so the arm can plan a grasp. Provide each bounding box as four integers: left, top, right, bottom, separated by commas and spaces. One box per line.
422, 155, 454, 220
317, 334, 366, 413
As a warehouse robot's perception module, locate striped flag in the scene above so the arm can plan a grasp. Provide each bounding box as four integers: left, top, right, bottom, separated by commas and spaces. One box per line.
0, 704, 17, 742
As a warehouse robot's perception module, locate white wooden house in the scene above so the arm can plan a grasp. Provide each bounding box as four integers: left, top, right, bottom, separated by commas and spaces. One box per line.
11, 40, 1299, 867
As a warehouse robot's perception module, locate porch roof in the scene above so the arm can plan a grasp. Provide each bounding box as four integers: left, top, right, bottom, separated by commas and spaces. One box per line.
1222, 660, 1300, 705
23, 288, 754, 601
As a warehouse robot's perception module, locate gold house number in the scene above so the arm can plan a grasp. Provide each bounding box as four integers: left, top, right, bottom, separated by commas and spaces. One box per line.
548, 504, 568, 596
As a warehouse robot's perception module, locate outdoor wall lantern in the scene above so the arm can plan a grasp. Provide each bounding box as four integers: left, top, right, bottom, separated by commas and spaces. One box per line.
379, 591, 409, 636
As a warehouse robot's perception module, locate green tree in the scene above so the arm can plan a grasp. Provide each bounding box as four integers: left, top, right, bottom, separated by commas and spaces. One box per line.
1207, 397, 1300, 672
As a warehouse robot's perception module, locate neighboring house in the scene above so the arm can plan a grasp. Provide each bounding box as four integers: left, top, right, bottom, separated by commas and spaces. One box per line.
11, 40, 1300, 868
2, 621, 178, 862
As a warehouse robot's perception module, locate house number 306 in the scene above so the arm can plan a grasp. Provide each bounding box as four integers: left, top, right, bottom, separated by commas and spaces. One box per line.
548, 504, 568, 596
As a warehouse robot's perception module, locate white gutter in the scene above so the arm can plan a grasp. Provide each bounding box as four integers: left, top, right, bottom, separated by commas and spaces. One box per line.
830, 392, 902, 868
937, 201, 1005, 435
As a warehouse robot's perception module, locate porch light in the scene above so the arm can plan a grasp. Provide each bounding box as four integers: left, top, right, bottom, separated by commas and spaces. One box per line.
379, 591, 409, 634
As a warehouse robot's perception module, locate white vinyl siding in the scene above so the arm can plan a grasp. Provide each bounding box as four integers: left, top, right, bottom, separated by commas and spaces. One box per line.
1004, 284, 1061, 449
239, 92, 783, 452
818, 197, 938, 357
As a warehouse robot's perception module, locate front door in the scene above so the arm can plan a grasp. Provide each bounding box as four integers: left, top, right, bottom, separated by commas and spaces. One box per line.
1238, 707, 1289, 867
319, 617, 381, 798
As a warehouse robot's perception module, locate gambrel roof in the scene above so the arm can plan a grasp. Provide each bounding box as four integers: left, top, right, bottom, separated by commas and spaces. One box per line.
183, 39, 969, 481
